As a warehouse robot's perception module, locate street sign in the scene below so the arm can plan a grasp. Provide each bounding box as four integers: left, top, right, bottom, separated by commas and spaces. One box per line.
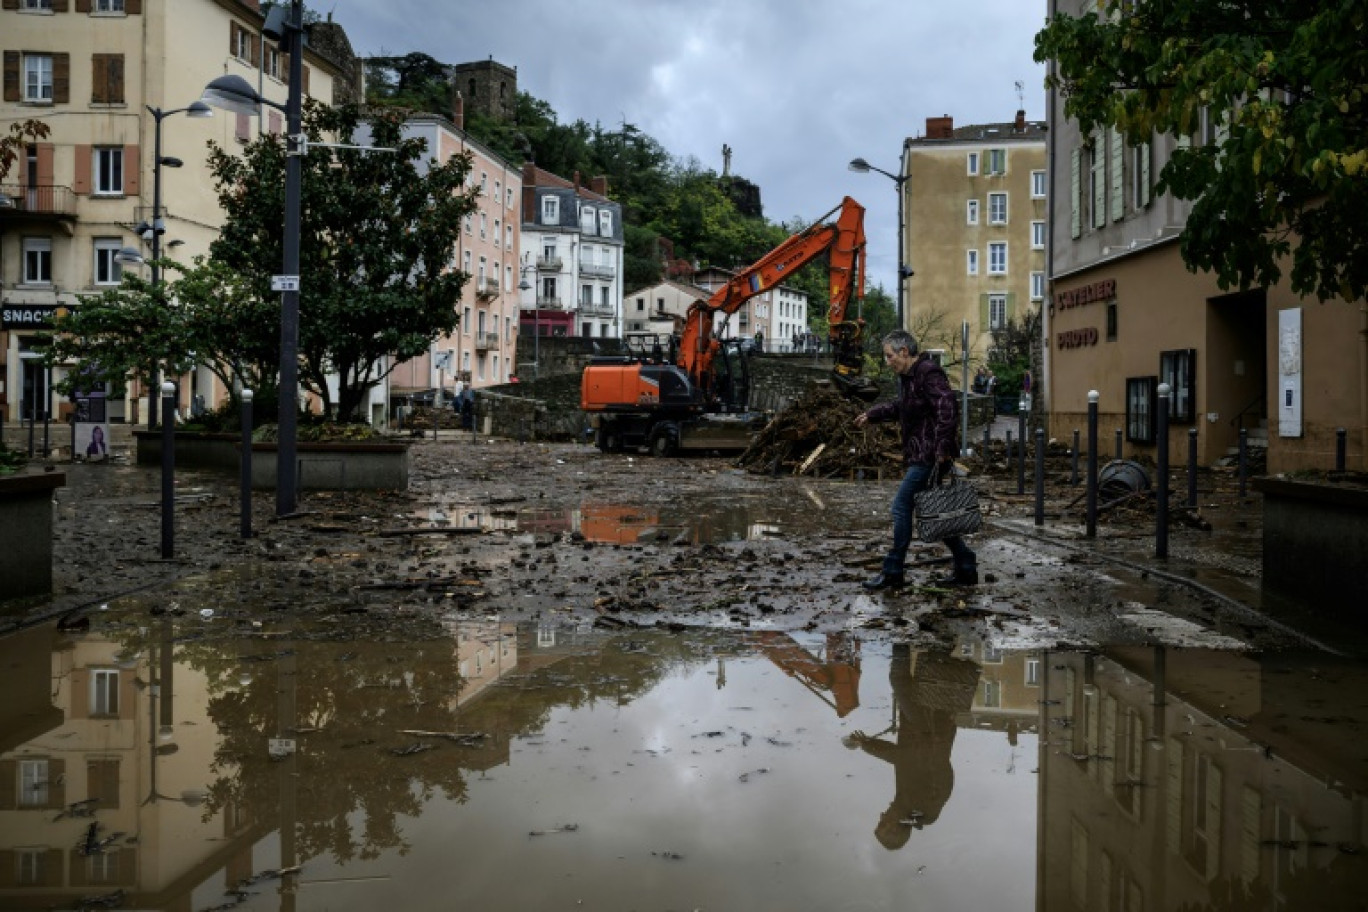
271, 275, 301, 292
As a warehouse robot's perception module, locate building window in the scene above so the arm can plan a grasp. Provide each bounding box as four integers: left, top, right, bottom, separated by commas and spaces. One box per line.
1031, 220, 1046, 249
1030, 271, 1045, 301
23, 54, 53, 102
480, 171, 487, 194
580, 205, 596, 234
21, 0, 54, 9
477, 255, 486, 285
1126, 376, 1157, 443
542, 238, 557, 261
462, 250, 471, 273
1031, 170, 1047, 198
1160, 348, 1197, 423
580, 283, 592, 306
988, 242, 1007, 275
462, 306, 471, 334
94, 238, 123, 285
95, 0, 126, 10
91, 54, 125, 104
1025, 657, 1041, 686
966, 199, 979, 225
23, 237, 52, 284
18, 760, 49, 807
541, 196, 559, 224
505, 264, 512, 292
988, 192, 1007, 224
966, 249, 979, 276
599, 209, 613, 236
91, 669, 120, 716
988, 293, 1007, 330
1106, 301, 1118, 341
505, 224, 513, 250
479, 212, 486, 239
93, 147, 123, 195
541, 276, 556, 301
264, 45, 280, 80
987, 148, 1007, 175
494, 179, 501, 201
506, 187, 514, 209
966, 151, 979, 176
1133, 141, 1152, 209
231, 23, 255, 64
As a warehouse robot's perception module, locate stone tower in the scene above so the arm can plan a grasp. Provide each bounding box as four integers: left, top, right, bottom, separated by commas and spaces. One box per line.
450, 58, 518, 122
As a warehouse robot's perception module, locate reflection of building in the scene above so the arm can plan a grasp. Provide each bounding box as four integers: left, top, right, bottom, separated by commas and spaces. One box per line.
955, 635, 1041, 732
1039, 647, 1368, 910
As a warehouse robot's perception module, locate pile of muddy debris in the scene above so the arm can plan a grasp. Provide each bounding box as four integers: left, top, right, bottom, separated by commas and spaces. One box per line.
737, 384, 904, 478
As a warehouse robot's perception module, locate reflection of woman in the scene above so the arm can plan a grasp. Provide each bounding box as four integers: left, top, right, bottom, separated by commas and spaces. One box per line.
845, 646, 978, 849
86, 425, 107, 457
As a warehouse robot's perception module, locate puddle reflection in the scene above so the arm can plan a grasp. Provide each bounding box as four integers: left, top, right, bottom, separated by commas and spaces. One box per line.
419, 498, 797, 543
1, 615, 1365, 910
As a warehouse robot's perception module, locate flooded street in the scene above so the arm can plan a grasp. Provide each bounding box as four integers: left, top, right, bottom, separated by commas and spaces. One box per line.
3, 439, 1368, 909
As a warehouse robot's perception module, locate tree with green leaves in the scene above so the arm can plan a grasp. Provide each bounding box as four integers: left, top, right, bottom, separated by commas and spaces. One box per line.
0, 119, 49, 182
207, 103, 479, 421
1035, 0, 1368, 302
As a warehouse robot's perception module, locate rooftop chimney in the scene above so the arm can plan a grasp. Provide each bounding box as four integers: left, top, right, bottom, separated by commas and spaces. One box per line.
452, 92, 464, 131
589, 175, 608, 197
1014, 109, 1026, 131
572, 170, 581, 192
925, 116, 953, 139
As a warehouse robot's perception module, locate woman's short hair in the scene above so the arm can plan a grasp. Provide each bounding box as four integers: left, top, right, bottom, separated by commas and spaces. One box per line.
882, 329, 919, 356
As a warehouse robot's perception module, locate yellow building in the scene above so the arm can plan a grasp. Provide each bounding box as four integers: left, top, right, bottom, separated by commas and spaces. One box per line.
0, 0, 356, 427
902, 112, 1047, 363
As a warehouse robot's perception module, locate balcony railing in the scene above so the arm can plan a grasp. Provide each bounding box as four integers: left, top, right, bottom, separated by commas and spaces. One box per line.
578, 301, 616, 318
474, 332, 500, 351
535, 296, 563, 309
0, 184, 77, 219
578, 262, 616, 279
537, 255, 563, 271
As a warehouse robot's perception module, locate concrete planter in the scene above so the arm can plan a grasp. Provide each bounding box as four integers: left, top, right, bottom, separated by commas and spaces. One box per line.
134, 431, 409, 491
0, 471, 66, 605
1252, 476, 1368, 600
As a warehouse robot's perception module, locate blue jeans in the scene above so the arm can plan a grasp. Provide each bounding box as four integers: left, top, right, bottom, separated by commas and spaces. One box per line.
883, 463, 976, 577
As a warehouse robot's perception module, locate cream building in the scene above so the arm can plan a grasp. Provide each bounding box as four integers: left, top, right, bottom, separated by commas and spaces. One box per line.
693, 265, 811, 352
902, 112, 1047, 363
0, 0, 354, 427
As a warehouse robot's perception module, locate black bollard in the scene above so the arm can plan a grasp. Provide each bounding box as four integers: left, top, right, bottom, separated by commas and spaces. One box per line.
1087, 392, 1099, 538
1336, 427, 1347, 473
1156, 384, 1170, 559
240, 389, 254, 539
1017, 409, 1027, 495
983, 423, 990, 456
1005, 429, 1013, 470
161, 382, 175, 559
1238, 428, 1248, 499
1071, 429, 1080, 486
1034, 428, 1045, 526
1187, 427, 1198, 508
1115, 428, 1123, 462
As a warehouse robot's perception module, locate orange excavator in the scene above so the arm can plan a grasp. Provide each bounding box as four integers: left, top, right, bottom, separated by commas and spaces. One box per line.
581, 196, 875, 456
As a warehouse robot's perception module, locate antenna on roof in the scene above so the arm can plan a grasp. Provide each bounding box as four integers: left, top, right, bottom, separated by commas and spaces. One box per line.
1015, 80, 1024, 111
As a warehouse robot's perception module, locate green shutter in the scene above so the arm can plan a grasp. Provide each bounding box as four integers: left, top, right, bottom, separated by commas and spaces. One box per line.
979, 293, 991, 330
1005, 291, 1017, 320
1109, 127, 1124, 222
1071, 148, 1081, 238
1092, 133, 1106, 229
1139, 141, 1151, 208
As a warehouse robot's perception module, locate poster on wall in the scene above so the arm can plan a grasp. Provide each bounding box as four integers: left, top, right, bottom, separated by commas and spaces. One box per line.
74, 393, 110, 461
1278, 308, 1303, 438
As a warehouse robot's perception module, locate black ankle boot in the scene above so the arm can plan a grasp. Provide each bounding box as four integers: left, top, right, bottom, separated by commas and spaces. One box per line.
935, 566, 979, 586
863, 572, 906, 591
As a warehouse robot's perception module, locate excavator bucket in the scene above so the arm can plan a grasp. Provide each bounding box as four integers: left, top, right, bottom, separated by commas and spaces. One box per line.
832, 370, 880, 402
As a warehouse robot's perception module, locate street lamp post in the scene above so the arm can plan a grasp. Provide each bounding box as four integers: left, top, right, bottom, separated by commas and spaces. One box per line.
848, 157, 911, 329
518, 262, 538, 379
200, 0, 304, 517
118, 102, 213, 429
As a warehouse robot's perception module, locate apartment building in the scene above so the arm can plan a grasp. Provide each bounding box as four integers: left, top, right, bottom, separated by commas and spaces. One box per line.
622, 278, 705, 337
902, 112, 1047, 361
1043, 0, 1363, 472
518, 164, 623, 354
693, 265, 810, 352
376, 113, 522, 398
0, 0, 354, 426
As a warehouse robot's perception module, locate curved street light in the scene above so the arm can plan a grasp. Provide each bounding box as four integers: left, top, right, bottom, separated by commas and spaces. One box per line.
849, 157, 912, 329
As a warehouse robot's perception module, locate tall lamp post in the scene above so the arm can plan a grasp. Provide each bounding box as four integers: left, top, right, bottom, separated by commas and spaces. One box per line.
518, 261, 538, 379
200, 0, 304, 517
117, 101, 214, 429
848, 157, 912, 329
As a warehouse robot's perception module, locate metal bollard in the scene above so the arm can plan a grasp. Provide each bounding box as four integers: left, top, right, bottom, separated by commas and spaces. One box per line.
1005, 429, 1013, 468
1156, 384, 1170, 559
240, 389, 254, 539
1238, 428, 1248, 498
1034, 428, 1045, 526
1087, 391, 1099, 538
1017, 409, 1027, 495
1115, 428, 1123, 462
1187, 427, 1198, 509
1336, 427, 1347, 473
161, 381, 176, 559
1071, 429, 1080, 486
983, 423, 990, 455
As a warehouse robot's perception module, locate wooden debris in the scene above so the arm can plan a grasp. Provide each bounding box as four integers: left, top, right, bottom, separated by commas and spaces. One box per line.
738, 385, 903, 478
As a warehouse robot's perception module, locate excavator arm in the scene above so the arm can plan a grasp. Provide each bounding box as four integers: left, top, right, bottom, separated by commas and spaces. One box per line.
677, 196, 874, 401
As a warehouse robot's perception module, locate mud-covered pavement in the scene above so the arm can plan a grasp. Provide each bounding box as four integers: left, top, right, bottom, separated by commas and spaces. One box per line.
7, 436, 1368, 911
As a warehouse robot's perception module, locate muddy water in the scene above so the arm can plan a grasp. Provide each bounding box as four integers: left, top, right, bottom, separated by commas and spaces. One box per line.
2, 616, 1366, 911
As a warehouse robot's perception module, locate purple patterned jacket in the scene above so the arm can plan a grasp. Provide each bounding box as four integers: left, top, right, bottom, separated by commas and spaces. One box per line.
862, 356, 960, 466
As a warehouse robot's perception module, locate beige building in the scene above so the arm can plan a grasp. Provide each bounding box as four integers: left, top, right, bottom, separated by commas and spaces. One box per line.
378, 114, 522, 403
1043, 0, 1365, 472
694, 265, 811, 352
0, 0, 354, 427
902, 113, 1047, 362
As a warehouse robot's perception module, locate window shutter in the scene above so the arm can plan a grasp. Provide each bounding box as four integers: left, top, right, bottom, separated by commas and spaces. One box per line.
0, 761, 15, 809
229, 22, 238, 56
123, 144, 139, 196
108, 54, 123, 103
73, 145, 92, 194
235, 112, 250, 142
1005, 291, 1017, 320
301, 64, 310, 96
1070, 148, 1081, 239
91, 53, 108, 102
1091, 133, 1106, 229
76, 0, 91, 12
47, 759, 65, 808
979, 293, 991, 329
0, 0, 19, 10
1139, 141, 1151, 207
52, 0, 69, 11
36, 142, 54, 184
53, 53, 70, 104
125, 0, 140, 12
1109, 127, 1124, 222
251, 33, 260, 67
2, 51, 18, 102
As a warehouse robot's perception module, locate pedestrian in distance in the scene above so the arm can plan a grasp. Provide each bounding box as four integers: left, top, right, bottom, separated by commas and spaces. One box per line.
853, 329, 978, 589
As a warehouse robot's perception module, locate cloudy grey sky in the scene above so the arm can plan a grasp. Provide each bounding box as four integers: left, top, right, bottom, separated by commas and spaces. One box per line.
327, 0, 1049, 292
